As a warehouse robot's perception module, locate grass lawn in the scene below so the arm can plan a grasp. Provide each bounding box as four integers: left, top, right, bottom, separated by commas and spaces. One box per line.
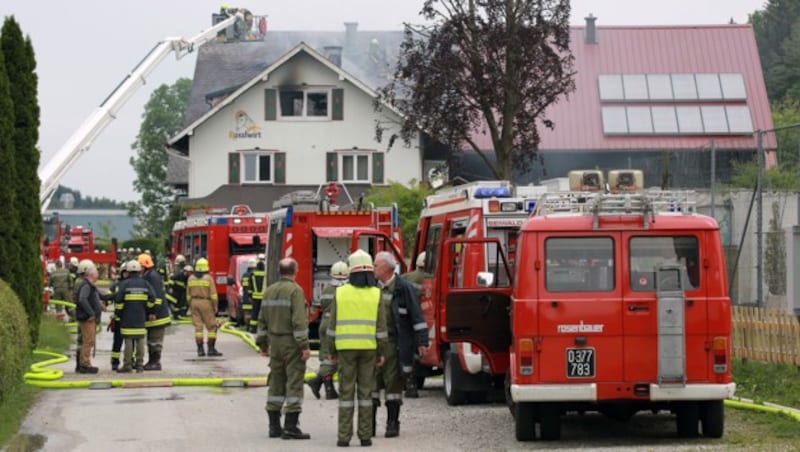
732, 358, 800, 408
0, 314, 70, 449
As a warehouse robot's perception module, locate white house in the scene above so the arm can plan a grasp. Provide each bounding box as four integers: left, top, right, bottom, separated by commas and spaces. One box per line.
168, 34, 421, 211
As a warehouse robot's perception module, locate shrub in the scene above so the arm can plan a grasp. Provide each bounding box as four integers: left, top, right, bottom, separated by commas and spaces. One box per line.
0, 279, 31, 404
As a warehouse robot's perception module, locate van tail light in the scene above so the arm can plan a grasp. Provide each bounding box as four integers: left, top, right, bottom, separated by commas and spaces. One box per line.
712, 336, 727, 374
488, 200, 500, 212
519, 338, 534, 376
470, 344, 480, 354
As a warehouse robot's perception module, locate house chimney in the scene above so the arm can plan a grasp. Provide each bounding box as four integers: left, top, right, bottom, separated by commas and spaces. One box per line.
324, 45, 343, 67
344, 22, 358, 53
585, 14, 598, 44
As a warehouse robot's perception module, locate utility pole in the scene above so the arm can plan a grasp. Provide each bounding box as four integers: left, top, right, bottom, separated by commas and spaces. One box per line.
756, 130, 764, 307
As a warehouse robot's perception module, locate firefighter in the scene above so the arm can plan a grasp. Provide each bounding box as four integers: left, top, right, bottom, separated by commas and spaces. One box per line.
187, 258, 222, 357
166, 254, 188, 319
71, 259, 92, 372
50, 260, 73, 318
255, 258, 311, 440
248, 259, 266, 334
74, 261, 104, 374
239, 258, 257, 328
306, 261, 349, 400
114, 260, 155, 373
328, 250, 388, 447
400, 251, 426, 398
101, 261, 129, 371
372, 251, 429, 438
139, 253, 171, 370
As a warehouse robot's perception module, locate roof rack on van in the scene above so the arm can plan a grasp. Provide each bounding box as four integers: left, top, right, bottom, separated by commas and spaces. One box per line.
533, 189, 696, 229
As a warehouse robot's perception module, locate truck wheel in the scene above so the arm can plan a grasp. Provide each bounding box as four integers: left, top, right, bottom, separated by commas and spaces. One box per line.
444, 352, 467, 406
700, 400, 724, 438
538, 403, 562, 440
515, 402, 535, 441
676, 402, 700, 438
414, 375, 425, 390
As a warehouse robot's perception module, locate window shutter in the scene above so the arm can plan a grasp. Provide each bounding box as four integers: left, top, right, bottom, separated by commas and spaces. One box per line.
274, 152, 286, 184
228, 152, 240, 184
372, 152, 384, 184
326, 152, 338, 182
332, 88, 344, 121
264, 89, 277, 121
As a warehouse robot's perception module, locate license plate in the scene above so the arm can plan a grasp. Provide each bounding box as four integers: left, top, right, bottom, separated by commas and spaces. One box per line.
566, 347, 595, 378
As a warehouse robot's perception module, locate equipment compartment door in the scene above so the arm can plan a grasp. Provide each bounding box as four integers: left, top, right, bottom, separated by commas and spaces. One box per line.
441, 237, 513, 375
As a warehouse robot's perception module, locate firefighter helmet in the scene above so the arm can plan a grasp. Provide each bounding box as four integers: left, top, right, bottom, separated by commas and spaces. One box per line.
348, 249, 373, 273
175, 254, 186, 265
330, 261, 349, 279
137, 253, 154, 269
257, 253, 266, 261
183, 265, 194, 272
69, 257, 79, 267
126, 260, 142, 272
195, 258, 209, 272
416, 251, 426, 269
77, 259, 95, 274
247, 258, 257, 269
119, 261, 128, 272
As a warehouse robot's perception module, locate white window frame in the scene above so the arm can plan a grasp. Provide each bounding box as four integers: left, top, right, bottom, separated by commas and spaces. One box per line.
339, 152, 372, 183
278, 87, 332, 120
241, 152, 274, 184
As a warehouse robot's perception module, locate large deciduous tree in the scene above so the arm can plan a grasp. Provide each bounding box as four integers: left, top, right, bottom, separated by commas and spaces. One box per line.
128, 78, 192, 239
2, 16, 41, 344
377, 0, 575, 180
751, 0, 800, 103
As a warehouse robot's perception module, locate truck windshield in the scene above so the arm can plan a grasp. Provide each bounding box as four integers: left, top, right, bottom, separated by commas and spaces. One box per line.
629, 236, 699, 291
545, 237, 615, 292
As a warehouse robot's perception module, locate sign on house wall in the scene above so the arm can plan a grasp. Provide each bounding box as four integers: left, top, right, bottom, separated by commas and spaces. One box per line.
228, 110, 262, 140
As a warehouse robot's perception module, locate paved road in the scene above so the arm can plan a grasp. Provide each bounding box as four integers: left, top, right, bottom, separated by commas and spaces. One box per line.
15, 317, 743, 451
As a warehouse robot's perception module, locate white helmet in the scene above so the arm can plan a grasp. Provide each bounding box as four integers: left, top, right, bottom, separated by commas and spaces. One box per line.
247, 258, 258, 269
69, 257, 79, 266
175, 254, 186, 264
416, 252, 426, 269
126, 259, 142, 272
330, 261, 349, 279
77, 259, 95, 274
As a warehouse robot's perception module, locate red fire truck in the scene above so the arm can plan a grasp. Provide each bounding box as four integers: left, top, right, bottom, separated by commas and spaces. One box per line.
170, 204, 267, 318
42, 213, 118, 273
408, 180, 546, 403
436, 170, 735, 441
264, 188, 406, 340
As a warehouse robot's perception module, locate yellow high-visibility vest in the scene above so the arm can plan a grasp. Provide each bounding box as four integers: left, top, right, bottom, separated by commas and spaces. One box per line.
334, 284, 380, 350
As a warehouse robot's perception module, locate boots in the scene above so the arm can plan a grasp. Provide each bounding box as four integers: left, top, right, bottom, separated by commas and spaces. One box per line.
385, 401, 400, 438
324, 375, 338, 399
404, 374, 419, 398
306, 375, 323, 399
77, 365, 99, 374
111, 357, 120, 372
197, 343, 206, 357
267, 410, 282, 438
371, 399, 380, 437
143, 351, 162, 371
281, 412, 311, 440
207, 340, 223, 357
75, 350, 81, 372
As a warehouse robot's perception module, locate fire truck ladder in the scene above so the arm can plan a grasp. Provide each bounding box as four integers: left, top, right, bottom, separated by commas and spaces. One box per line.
534, 190, 696, 229
655, 264, 687, 386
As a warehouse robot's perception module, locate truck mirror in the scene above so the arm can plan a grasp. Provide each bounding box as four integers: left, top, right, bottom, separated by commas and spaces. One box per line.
477, 272, 495, 288
227, 277, 235, 286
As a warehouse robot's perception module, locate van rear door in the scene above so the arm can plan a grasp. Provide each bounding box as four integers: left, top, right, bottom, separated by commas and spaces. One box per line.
536, 233, 623, 383
440, 237, 512, 375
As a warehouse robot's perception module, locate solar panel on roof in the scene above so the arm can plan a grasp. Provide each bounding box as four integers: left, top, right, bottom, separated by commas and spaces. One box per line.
647, 74, 673, 101
598, 75, 624, 101
696, 74, 723, 100
672, 74, 698, 101
676, 106, 703, 133
623, 74, 648, 101
652, 107, 679, 134
701, 106, 728, 133
720, 73, 747, 100
725, 106, 754, 134
627, 106, 653, 134
601, 107, 628, 134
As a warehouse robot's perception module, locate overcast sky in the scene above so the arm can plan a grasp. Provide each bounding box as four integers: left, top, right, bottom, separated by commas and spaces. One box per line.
1, 0, 767, 202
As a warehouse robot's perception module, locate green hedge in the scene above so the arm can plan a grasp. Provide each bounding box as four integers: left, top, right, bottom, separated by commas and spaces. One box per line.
0, 279, 31, 403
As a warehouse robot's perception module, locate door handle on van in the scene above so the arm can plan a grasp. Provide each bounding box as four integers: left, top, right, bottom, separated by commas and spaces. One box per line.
627, 304, 649, 312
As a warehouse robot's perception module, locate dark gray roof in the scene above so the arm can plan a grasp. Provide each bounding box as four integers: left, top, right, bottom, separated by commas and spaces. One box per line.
185, 30, 404, 127
166, 152, 189, 185
178, 183, 374, 213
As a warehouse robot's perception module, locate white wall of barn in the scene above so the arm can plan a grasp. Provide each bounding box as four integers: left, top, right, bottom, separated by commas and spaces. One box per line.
186, 51, 421, 198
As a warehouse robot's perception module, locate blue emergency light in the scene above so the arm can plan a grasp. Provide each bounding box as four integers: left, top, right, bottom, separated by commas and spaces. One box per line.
392, 205, 399, 228
285, 206, 293, 228
208, 217, 228, 225
473, 186, 512, 199
526, 200, 537, 213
